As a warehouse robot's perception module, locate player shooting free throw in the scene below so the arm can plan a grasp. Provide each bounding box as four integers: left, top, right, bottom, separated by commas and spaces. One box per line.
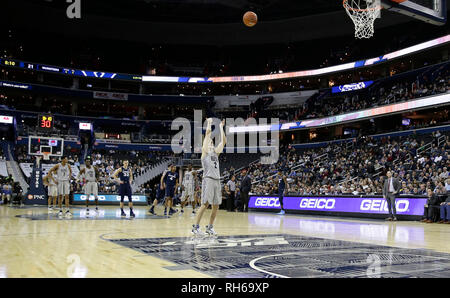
192, 118, 226, 237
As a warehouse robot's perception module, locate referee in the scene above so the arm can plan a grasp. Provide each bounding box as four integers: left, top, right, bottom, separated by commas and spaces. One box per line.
226, 175, 236, 212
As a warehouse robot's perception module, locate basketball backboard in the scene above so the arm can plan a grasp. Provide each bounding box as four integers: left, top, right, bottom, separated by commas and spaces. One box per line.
27, 136, 64, 157
381, 0, 447, 25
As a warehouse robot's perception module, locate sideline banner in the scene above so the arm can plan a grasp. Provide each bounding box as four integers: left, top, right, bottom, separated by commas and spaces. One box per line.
249, 195, 427, 218
72, 193, 148, 205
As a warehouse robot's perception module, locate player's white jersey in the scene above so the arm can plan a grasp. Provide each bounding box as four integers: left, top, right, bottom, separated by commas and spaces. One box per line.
84, 166, 97, 182
57, 163, 70, 182
183, 171, 194, 187
201, 151, 220, 180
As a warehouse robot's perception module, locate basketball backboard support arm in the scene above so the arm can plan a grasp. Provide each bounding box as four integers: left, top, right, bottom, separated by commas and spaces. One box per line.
381, 0, 447, 25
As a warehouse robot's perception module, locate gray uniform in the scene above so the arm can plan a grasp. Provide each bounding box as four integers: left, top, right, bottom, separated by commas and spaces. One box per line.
57, 163, 71, 196
201, 151, 222, 205
47, 173, 58, 197
182, 170, 195, 202
84, 166, 98, 196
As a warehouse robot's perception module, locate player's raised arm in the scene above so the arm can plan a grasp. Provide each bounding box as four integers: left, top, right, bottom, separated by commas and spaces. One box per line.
201, 118, 213, 159
215, 119, 226, 156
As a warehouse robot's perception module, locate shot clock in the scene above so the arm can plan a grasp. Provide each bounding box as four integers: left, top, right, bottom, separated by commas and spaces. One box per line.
38, 114, 54, 130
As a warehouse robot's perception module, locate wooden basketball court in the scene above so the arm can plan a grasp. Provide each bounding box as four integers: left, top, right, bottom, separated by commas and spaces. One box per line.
1, 205, 449, 278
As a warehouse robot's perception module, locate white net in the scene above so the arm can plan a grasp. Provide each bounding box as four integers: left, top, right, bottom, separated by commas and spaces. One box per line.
343, 0, 382, 39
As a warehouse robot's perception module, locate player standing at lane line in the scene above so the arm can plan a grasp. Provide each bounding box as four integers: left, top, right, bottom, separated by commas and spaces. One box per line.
148, 165, 171, 215
48, 156, 72, 218
180, 164, 195, 214
77, 157, 100, 214
193, 170, 201, 214
162, 165, 179, 216
113, 160, 135, 218
43, 171, 58, 213
192, 118, 226, 237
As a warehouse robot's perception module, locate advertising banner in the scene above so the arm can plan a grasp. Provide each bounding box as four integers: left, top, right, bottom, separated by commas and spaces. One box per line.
73, 193, 148, 205
24, 162, 47, 205
249, 195, 427, 217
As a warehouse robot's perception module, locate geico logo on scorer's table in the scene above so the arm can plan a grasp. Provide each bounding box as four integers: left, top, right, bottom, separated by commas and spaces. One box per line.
254, 197, 280, 207
299, 198, 336, 210
360, 199, 409, 212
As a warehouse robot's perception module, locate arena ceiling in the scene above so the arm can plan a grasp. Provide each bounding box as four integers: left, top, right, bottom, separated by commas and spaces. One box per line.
2, 0, 449, 45
18, 0, 345, 24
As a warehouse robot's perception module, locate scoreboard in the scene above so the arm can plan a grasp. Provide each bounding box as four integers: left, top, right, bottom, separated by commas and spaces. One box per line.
38, 114, 54, 130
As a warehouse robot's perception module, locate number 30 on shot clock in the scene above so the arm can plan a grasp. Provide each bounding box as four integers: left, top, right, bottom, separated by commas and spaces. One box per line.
38, 114, 54, 130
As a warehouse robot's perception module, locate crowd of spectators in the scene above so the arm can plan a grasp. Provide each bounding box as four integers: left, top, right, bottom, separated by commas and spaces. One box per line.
0, 174, 22, 205
220, 131, 449, 199
289, 66, 450, 122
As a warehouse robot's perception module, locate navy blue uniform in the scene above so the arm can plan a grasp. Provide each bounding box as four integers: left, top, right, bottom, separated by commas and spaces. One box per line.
119, 167, 132, 202
156, 183, 165, 203
164, 171, 178, 198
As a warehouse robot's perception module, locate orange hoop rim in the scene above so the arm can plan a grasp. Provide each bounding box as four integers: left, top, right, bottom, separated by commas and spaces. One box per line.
343, 0, 382, 12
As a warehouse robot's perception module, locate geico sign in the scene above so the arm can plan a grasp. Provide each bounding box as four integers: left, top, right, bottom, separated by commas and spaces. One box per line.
254, 197, 280, 208
299, 198, 336, 210
360, 199, 409, 212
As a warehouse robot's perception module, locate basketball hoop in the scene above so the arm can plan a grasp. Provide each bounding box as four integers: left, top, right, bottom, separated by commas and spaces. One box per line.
42, 152, 51, 161
343, 0, 382, 39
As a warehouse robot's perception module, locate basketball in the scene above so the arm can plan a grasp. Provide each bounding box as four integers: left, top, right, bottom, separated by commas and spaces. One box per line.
243, 11, 258, 27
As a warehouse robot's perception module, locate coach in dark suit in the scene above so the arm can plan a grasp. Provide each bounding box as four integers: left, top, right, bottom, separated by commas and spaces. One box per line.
240, 169, 252, 212
383, 171, 401, 221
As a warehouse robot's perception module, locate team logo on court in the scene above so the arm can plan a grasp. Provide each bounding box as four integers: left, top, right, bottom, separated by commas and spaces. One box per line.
165, 237, 289, 249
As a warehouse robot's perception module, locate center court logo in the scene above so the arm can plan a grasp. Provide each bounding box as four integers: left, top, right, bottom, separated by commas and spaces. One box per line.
299, 198, 336, 210
360, 199, 409, 212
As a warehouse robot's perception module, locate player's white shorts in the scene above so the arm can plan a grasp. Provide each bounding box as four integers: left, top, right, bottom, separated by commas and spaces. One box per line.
48, 185, 58, 197
182, 184, 194, 202
57, 181, 71, 196
201, 178, 222, 206
84, 182, 98, 196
